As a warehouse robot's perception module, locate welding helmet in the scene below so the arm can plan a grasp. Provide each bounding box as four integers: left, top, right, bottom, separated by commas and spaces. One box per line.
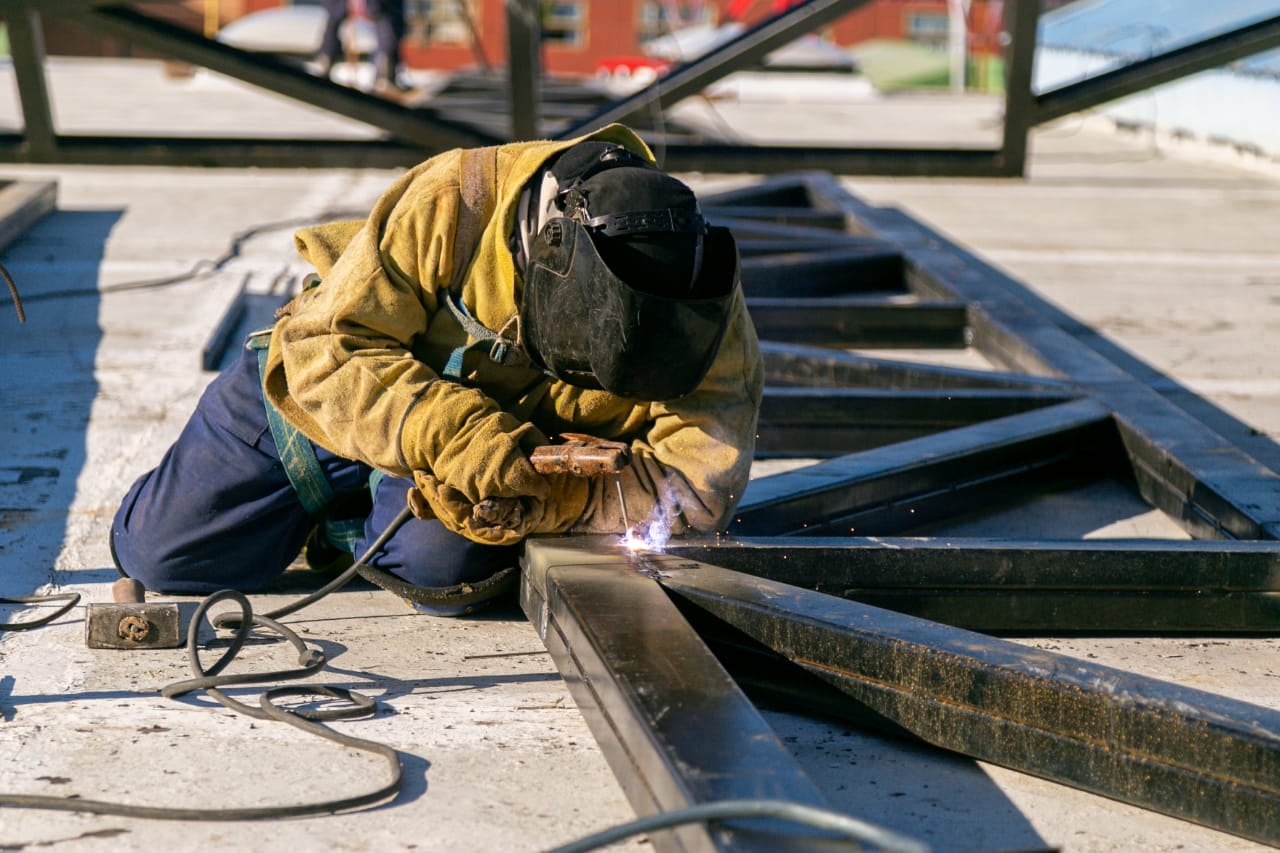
521, 143, 739, 401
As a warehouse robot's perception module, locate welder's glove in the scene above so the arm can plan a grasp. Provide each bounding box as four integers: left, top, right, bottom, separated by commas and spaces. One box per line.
410, 471, 545, 546
402, 381, 552, 545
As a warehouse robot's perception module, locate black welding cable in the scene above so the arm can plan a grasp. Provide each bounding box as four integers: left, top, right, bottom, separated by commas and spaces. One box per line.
545, 799, 930, 853
213, 503, 417, 631
0, 209, 368, 312
1, 260, 24, 322
0, 588, 402, 821
0, 593, 81, 630
0, 510, 415, 820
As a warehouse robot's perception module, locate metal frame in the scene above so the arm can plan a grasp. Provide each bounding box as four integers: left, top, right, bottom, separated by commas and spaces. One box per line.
3, 0, 1280, 174
519, 174, 1280, 850
523, 542, 1280, 849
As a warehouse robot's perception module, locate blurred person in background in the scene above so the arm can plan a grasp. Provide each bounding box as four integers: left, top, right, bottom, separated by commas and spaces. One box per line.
313, 0, 408, 93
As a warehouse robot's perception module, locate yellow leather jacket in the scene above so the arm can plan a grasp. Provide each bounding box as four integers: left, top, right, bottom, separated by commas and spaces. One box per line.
262, 124, 763, 544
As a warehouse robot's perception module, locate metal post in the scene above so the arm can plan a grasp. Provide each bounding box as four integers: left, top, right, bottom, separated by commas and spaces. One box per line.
998, 0, 1039, 177
947, 0, 967, 94
506, 0, 541, 140
5, 2, 58, 161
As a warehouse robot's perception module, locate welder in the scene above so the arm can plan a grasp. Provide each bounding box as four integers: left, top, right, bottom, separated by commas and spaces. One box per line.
110, 123, 763, 615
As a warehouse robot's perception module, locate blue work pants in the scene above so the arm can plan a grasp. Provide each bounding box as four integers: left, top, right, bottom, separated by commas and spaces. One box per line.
111, 342, 518, 596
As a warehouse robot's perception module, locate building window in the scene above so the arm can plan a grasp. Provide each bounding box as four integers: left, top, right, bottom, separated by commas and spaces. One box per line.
409, 0, 480, 45
541, 1, 585, 48
905, 11, 948, 48
637, 1, 713, 42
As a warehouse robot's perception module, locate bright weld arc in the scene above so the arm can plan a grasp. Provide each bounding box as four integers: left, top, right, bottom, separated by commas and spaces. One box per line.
620, 521, 669, 554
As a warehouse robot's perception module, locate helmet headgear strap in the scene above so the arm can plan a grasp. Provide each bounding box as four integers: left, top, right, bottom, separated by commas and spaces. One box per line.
553, 145, 708, 292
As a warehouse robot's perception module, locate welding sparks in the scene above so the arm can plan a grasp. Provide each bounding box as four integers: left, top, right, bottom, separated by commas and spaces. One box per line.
620, 528, 649, 553
619, 520, 672, 554
616, 479, 682, 554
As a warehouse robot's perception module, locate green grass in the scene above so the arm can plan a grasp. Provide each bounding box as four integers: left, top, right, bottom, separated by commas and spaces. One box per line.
849, 38, 1006, 93
850, 38, 951, 90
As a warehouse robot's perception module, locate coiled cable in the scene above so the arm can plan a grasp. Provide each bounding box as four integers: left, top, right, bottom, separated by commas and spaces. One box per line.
0, 587, 401, 820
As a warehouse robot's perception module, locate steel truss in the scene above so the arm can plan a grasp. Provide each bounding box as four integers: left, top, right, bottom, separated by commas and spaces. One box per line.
4, 1, 1280, 174
520, 174, 1280, 850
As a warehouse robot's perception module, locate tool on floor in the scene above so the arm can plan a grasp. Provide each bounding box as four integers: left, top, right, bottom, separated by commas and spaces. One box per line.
85, 577, 182, 650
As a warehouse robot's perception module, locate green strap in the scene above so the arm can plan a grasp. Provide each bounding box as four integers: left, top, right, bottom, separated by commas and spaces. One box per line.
441, 291, 532, 379
250, 333, 387, 555
251, 335, 335, 518
368, 468, 386, 500
322, 516, 365, 554
441, 146, 509, 381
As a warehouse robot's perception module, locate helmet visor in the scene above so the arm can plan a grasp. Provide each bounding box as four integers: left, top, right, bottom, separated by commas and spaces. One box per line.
522, 218, 738, 400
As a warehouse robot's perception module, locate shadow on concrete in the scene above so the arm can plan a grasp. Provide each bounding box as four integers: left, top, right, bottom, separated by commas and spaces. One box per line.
0, 209, 120, 597
764, 709, 1052, 853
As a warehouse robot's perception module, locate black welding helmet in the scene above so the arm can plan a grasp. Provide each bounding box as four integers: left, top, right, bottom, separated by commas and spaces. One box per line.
521, 143, 739, 401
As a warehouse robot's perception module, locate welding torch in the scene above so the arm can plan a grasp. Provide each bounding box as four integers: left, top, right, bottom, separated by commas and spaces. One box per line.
473, 433, 633, 531
533, 433, 633, 530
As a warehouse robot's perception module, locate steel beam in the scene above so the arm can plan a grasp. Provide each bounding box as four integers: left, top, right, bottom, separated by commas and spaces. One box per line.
732, 398, 1120, 536
1035, 14, 1280, 127
657, 560, 1280, 846
656, 143, 1005, 178
734, 238, 863, 256
760, 341, 1073, 391
997, 0, 1040, 176
699, 176, 818, 208
0, 180, 58, 255
748, 298, 966, 348
705, 219, 872, 245
515, 160, 1280, 851
505, 0, 542, 140
4, 4, 57, 161
63, 3, 497, 151
755, 387, 1077, 455
703, 207, 849, 231
804, 174, 1280, 541
558, 0, 876, 138
666, 537, 1280, 632
519, 539, 859, 852
740, 248, 905, 297
0, 134, 426, 169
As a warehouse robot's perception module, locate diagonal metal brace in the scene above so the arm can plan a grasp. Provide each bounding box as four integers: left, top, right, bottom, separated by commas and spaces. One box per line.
658, 558, 1280, 847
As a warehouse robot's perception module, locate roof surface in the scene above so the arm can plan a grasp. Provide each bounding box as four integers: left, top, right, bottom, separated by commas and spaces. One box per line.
1, 57, 1279, 852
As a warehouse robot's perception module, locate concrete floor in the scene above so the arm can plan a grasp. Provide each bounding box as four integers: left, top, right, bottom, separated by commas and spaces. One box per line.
1, 58, 1279, 851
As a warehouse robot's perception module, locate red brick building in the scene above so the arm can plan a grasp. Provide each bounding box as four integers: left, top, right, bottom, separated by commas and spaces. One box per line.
42, 0, 1012, 78
390, 0, 1008, 77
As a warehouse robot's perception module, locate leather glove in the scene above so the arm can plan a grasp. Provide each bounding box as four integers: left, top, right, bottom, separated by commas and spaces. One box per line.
402, 380, 551, 507
410, 470, 542, 546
